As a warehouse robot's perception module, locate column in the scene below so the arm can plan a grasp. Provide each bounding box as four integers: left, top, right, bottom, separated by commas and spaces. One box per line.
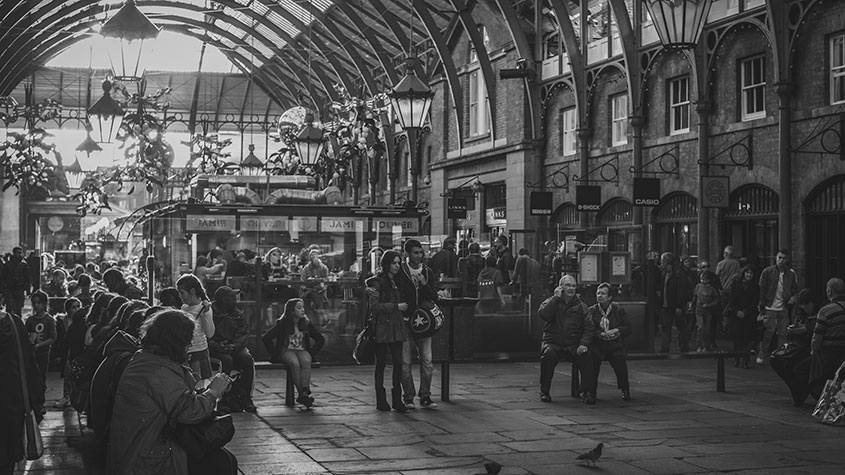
696, 101, 711, 261
775, 82, 793, 252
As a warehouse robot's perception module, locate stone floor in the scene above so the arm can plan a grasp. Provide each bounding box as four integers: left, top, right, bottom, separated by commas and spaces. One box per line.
16, 357, 845, 475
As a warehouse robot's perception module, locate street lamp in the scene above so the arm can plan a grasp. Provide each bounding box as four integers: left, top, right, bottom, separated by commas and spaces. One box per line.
64, 157, 87, 190
644, 0, 713, 51
294, 113, 325, 167
88, 79, 125, 143
388, 57, 434, 203
99, 0, 161, 82
241, 143, 264, 176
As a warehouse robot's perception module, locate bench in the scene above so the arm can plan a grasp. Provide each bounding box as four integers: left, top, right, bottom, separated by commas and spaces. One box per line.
255, 361, 321, 407
569, 350, 753, 397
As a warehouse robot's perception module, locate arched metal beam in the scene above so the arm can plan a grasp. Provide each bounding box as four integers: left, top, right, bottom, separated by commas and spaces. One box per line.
331, 2, 399, 85
412, 0, 464, 146
547, 0, 587, 129
449, 0, 497, 140
493, 0, 538, 139
361, 0, 427, 78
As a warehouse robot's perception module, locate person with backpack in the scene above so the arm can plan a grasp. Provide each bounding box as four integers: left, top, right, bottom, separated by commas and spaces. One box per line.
89, 329, 140, 446
209, 286, 256, 413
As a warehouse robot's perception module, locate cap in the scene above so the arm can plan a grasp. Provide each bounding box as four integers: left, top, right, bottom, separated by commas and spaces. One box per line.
214, 285, 240, 300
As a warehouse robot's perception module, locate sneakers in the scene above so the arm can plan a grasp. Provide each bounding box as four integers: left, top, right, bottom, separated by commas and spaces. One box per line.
755, 356, 765, 364
696, 346, 706, 353
420, 396, 437, 409
403, 400, 416, 409
540, 392, 552, 403
582, 391, 596, 405
54, 397, 71, 409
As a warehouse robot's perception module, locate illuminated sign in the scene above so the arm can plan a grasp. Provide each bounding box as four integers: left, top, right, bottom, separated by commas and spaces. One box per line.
186, 215, 235, 232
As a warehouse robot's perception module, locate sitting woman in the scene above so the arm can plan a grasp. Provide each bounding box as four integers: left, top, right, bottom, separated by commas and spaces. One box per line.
108, 309, 236, 475
587, 282, 632, 401
263, 247, 288, 279
262, 298, 324, 409
209, 286, 256, 413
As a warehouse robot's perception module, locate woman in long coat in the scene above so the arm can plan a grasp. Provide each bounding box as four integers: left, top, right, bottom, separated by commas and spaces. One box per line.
366, 250, 409, 412
725, 265, 759, 369
587, 283, 633, 400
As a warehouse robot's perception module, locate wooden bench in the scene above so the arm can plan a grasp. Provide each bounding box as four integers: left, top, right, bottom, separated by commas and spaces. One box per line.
255, 361, 321, 407
569, 350, 753, 397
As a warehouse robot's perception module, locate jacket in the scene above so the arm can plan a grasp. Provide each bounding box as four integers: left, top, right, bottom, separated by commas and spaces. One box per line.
366, 274, 409, 344
660, 270, 689, 311
90, 330, 140, 444
758, 264, 799, 310
262, 317, 325, 362
587, 302, 631, 356
396, 262, 439, 320
3, 256, 30, 292
208, 303, 249, 356
538, 295, 593, 352
108, 350, 218, 475
0, 311, 44, 466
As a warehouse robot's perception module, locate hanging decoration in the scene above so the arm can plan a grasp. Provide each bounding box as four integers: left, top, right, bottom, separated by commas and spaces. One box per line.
184, 126, 236, 176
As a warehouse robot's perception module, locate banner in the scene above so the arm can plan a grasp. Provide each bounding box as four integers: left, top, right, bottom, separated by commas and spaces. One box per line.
633, 177, 661, 206
447, 198, 467, 219
576, 185, 601, 212
530, 191, 553, 216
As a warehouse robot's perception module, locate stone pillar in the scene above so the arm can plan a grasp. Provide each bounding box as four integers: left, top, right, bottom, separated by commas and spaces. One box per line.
775, 82, 793, 252
430, 167, 446, 237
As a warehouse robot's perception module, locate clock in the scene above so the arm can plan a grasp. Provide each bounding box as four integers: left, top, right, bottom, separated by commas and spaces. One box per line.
47, 216, 64, 233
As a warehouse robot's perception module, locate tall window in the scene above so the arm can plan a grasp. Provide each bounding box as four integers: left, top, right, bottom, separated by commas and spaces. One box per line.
611, 94, 628, 146
741, 55, 766, 121
832, 33, 845, 105
560, 107, 576, 156
468, 25, 490, 137
669, 76, 690, 135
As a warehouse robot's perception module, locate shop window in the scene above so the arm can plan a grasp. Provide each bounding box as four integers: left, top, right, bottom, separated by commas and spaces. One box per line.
832, 33, 845, 105
559, 107, 577, 156
653, 192, 698, 258
740, 55, 766, 121
806, 175, 845, 298
611, 94, 628, 146
597, 198, 633, 226
669, 76, 690, 135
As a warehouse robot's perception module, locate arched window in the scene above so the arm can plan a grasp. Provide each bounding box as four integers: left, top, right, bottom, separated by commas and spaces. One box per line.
597, 198, 633, 226
652, 192, 697, 258
596, 199, 635, 254
805, 175, 845, 296
723, 184, 778, 266
551, 202, 578, 227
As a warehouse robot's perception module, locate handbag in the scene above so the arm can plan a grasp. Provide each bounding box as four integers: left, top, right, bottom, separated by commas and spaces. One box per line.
8, 312, 44, 460
811, 362, 845, 425
353, 322, 376, 365
409, 300, 445, 338
163, 394, 235, 458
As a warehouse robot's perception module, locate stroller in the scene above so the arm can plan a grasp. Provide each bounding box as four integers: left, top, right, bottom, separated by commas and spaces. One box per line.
770, 318, 814, 406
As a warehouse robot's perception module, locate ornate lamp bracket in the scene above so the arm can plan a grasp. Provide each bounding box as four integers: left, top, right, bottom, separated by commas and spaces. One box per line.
698, 133, 753, 170
527, 157, 580, 192
789, 111, 844, 161
630, 145, 680, 177
573, 154, 619, 185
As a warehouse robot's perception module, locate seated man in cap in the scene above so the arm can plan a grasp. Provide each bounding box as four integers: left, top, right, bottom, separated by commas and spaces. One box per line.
209, 285, 256, 413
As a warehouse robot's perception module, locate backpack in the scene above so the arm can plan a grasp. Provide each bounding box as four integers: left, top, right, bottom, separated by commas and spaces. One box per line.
89, 330, 139, 445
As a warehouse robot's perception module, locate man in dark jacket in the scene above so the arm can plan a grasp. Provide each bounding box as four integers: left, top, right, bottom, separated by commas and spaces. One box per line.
659, 252, 691, 353
429, 237, 458, 280
102, 268, 145, 300
458, 242, 485, 297
4, 247, 31, 317
538, 274, 596, 404
757, 249, 799, 363
495, 234, 515, 286
396, 239, 440, 409
209, 286, 256, 413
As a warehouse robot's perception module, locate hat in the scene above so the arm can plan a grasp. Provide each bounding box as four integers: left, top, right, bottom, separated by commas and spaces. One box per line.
214, 285, 240, 300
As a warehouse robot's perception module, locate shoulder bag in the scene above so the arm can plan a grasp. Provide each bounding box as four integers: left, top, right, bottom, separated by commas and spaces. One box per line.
163, 391, 235, 458
9, 312, 44, 460
353, 320, 376, 365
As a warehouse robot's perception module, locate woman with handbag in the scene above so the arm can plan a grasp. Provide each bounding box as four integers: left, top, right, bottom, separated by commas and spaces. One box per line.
261, 298, 325, 409
365, 250, 409, 412
109, 309, 237, 475
0, 310, 45, 475
726, 265, 760, 368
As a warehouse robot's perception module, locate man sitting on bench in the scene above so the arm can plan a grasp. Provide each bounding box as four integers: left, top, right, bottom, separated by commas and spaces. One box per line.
538, 275, 596, 404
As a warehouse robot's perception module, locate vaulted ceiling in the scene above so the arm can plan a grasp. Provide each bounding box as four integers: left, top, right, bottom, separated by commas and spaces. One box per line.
0, 0, 544, 116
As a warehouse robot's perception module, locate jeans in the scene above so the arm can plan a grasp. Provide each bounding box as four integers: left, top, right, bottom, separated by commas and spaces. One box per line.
281, 349, 312, 395
188, 348, 212, 379
695, 308, 717, 349
593, 350, 629, 395
402, 336, 433, 401
539, 343, 595, 395
760, 310, 789, 360
661, 307, 690, 352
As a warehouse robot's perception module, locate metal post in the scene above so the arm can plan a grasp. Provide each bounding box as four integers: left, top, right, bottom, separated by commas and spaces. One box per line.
407, 128, 419, 203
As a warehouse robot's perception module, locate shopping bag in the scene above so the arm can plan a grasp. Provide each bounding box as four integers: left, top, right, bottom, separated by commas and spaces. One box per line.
811, 363, 845, 425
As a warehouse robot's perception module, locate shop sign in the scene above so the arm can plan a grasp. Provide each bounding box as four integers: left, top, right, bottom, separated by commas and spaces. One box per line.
576, 185, 601, 211
240, 217, 290, 232
447, 198, 467, 219
186, 215, 235, 232
486, 208, 506, 226
321, 218, 364, 232
530, 191, 553, 216
291, 217, 318, 232
372, 218, 419, 233
701, 176, 730, 208
633, 178, 661, 206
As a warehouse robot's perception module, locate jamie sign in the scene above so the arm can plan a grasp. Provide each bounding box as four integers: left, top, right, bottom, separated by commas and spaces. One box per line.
633, 178, 661, 206
576, 186, 601, 212
530, 191, 553, 216
321, 219, 364, 233
186, 215, 235, 232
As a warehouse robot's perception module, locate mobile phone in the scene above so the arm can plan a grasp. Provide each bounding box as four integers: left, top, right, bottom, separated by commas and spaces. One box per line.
229, 371, 242, 381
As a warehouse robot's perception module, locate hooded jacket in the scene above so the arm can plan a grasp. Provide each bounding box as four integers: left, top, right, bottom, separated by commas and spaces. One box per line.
90, 330, 140, 444
208, 302, 249, 355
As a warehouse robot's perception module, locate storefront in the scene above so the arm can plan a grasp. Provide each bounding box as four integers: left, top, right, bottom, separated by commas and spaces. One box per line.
805, 175, 845, 295
652, 192, 698, 259
722, 184, 779, 269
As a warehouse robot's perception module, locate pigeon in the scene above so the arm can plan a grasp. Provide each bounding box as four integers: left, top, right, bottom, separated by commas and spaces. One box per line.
484, 461, 502, 475
576, 442, 603, 465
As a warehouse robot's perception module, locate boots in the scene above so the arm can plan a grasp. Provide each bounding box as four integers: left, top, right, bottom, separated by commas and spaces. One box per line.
391, 388, 407, 413
376, 388, 391, 411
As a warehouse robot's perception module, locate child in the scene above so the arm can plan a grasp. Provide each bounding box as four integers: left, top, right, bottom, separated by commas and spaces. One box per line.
25, 290, 56, 413
52, 297, 81, 408
176, 274, 215, 379
692, 270, 721, 352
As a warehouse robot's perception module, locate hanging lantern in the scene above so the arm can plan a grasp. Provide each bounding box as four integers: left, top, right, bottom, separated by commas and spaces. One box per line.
388, 57, 434, 131
75, 129, 102, 161
294, 113, 325, 166
64, 157, 87, 190
241, 144, 264, 176
99, 0, 161, 81
644, 0, 713, 51
87, 79, 125, 143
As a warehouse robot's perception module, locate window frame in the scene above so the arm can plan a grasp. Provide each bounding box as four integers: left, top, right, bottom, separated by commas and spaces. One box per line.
668, 76, 690, 135
611, 93, 628, 146
832, 33, 845, 105
560, 107, 577, 156
740, 55, 766, 122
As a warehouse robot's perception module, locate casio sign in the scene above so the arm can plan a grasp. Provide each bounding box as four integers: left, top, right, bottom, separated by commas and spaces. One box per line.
634, 198, 660, 206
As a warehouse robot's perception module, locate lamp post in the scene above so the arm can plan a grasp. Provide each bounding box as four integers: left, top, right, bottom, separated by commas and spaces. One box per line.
88, 79, 125, 143
644, 0, 713, 51
294, 113, 325, 168
388, 57, 434, 204
99, 0, 161, 82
